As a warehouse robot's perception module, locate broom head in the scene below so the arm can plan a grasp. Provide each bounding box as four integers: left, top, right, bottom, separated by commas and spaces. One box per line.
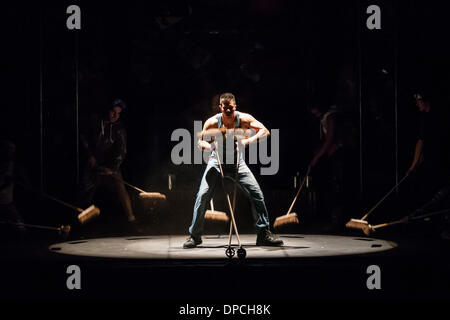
345, 218, 369, 230
273, 213, 299, 229
139, 192, 167, 201
77, 205, 101, 224
204, 210, 229, 222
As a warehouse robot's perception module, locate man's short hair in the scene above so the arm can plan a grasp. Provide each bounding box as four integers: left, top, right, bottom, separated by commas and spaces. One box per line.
219, 93, 236, 105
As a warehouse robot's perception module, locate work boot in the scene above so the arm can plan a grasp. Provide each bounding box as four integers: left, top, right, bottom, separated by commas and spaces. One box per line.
183, 236, 202, 249
256, 228, 284, 246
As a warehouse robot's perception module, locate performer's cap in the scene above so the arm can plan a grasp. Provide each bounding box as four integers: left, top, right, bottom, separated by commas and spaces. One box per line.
112, 98, 127, 111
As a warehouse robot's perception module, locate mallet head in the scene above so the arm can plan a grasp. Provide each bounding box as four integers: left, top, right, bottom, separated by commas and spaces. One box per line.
204, 210, 229, 222
78, 205, 101, 224
345, 219, 369, 230
139, 192, 166, 201
273, 213, 299, 229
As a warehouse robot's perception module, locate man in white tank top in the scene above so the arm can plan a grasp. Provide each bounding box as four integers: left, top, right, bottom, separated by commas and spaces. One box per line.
184, 93, 283, 248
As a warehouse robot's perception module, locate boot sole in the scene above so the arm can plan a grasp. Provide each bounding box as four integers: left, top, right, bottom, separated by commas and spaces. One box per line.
183, 241, 203, 249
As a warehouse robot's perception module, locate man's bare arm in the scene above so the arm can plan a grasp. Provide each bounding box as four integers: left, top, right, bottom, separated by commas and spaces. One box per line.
239, 113, 270, 147
198, 116, 218, 151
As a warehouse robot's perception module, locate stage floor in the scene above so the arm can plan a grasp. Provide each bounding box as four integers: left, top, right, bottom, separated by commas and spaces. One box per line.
3, 233, 449, 300
48, 234, 397, 259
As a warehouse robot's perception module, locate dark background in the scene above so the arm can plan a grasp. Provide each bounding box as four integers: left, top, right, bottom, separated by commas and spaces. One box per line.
3, 0, 450, 236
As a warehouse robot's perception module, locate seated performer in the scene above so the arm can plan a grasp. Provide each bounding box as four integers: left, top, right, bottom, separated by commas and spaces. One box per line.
78, 99, 136, 223
183, 93, 283, 248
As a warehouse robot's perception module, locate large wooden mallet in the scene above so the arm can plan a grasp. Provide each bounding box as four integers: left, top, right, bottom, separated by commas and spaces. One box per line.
40, 193, 100, 225
274, 167, 311, 229
197, 128, 250, 146
0, 220, 71, 236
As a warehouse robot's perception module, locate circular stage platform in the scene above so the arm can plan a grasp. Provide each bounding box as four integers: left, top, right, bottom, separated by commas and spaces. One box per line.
49, 234, 397, 259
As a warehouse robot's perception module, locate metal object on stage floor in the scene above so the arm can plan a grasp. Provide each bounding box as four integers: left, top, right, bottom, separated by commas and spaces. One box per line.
346, 174, 409, 232
110, 174, 166, 201
205, 199, 229, 222
273, 166, 311, 229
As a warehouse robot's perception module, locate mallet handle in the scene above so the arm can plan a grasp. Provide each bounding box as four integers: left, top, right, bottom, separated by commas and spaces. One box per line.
111, 175, 147, 193
286, 167, 311, 215
410, 208, 450, 222
372, 219, 406, 230
40, 193, 81, 212
372, 208, 450, 230
197, 128, 248, 138
215, 141, 241, 247
0, 220, 64, 232
16, 183, 82, 212
361, 174, 409, 221
122, 180, 147, 193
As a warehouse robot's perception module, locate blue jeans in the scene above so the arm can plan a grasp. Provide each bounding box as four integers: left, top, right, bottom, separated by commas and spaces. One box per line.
189, 157, 270, 238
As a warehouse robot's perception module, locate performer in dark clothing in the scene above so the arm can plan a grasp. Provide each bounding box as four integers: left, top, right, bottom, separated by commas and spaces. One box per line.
407, 92, 449, 199
78, 99, 135, 222
406, 92, 450, 239
0, 139, 26, 236
309, 104, 348, 229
